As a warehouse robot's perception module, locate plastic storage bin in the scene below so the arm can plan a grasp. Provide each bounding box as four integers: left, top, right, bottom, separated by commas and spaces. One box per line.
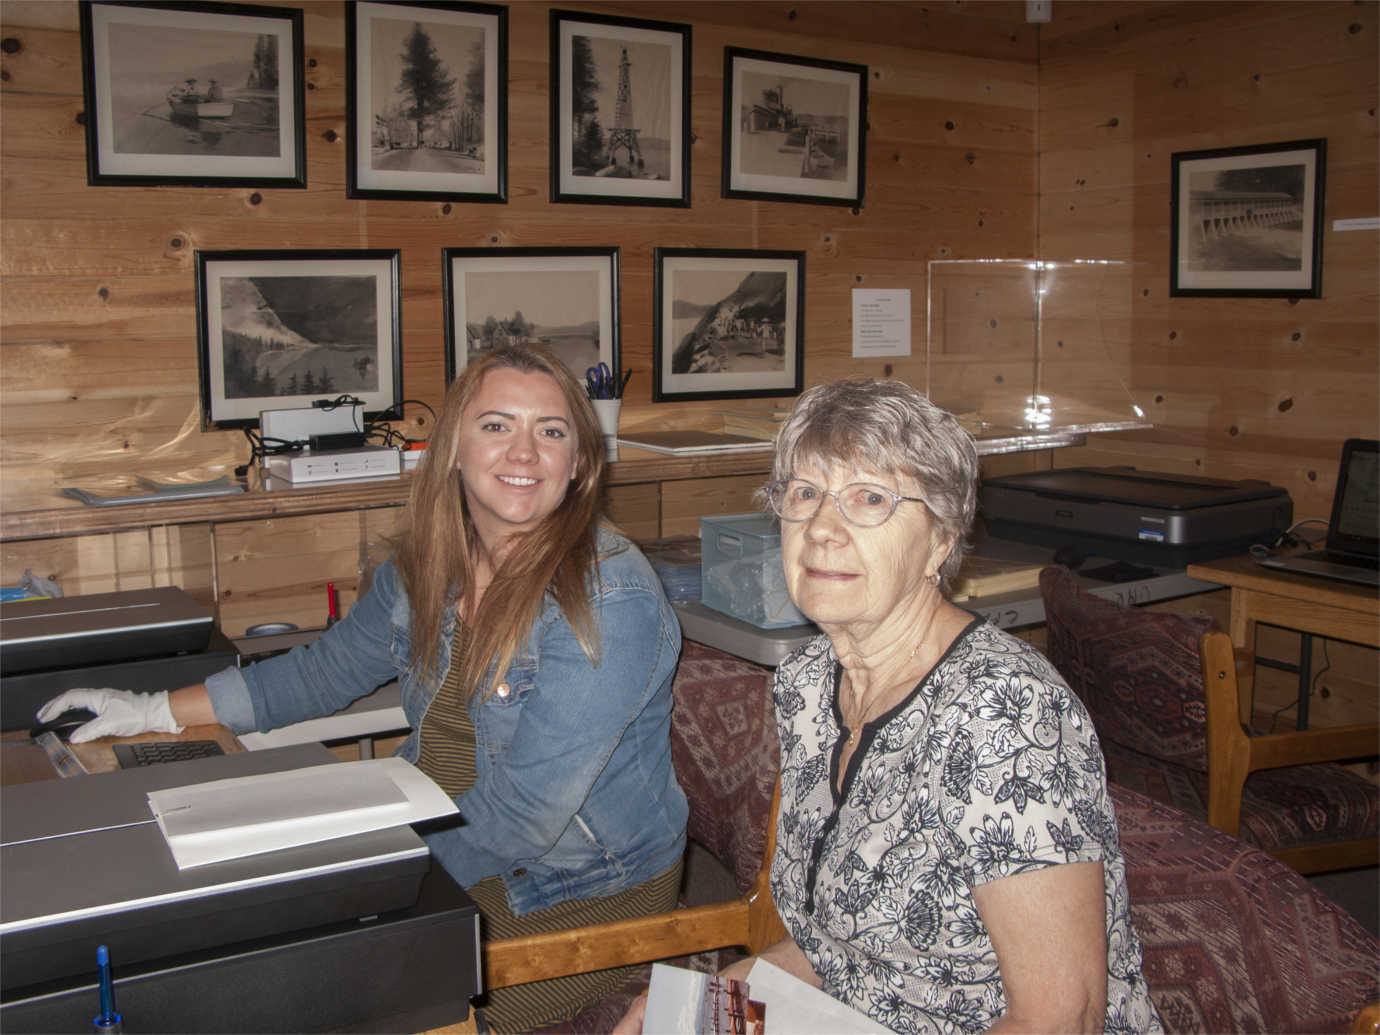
700, 514, 809, 629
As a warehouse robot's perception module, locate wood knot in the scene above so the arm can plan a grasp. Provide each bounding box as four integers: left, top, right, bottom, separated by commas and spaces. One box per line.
1, 37, 21, 55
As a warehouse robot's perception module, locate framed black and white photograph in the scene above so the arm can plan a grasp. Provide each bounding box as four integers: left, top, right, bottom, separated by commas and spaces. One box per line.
346, 1, 507, 202
722, 47, 866, 208
79, 0, 305, 187
549, 10, 690, 207
653, 248, 805, 403
443, 248, 620, 383
195, 250, 403, 429
1170, 139, 1326, 298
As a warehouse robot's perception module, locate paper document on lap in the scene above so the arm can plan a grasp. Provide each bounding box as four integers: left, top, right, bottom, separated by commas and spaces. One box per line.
147, 757, 457, 869
743, 958, 890, 1034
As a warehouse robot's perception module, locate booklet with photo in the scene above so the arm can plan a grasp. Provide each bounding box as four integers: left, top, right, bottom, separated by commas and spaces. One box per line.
643, 963, 764, 1035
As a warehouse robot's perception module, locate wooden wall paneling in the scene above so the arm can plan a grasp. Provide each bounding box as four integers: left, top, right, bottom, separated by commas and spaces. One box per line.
659, 476, 765, 538
0, 1, 1043, 521
213, 511, 375, 637
605, 483, 660, 542
1037, 0, 1378, 731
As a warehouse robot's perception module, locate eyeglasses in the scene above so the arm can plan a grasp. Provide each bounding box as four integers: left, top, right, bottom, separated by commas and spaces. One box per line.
765, 478, 927, 528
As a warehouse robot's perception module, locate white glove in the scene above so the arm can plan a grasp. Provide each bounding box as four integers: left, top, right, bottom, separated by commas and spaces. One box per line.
36, 688, 184, 744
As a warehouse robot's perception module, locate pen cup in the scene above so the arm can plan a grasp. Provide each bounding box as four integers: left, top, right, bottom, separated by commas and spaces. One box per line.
590, 398, 621, 462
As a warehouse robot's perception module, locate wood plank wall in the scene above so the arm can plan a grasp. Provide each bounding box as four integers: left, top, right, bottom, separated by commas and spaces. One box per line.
1038, 0, 1379, 730
2, 1, 1375, 726
0, 0, 1040, 514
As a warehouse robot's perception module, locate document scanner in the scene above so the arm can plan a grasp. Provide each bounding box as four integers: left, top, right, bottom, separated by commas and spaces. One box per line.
0, 586, 214, 675
0, 744, 433, 994
980, 466, 1293, 566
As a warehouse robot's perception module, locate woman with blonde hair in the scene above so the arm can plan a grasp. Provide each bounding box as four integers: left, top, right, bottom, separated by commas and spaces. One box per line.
40, 345, 688, 1032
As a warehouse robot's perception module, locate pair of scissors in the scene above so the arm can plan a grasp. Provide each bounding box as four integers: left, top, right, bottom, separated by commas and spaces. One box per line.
585, 362, 614, 399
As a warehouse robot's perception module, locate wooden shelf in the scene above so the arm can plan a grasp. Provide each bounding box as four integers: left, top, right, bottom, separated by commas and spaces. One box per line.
0, 427, 1126, 544
0, 447, 776, 543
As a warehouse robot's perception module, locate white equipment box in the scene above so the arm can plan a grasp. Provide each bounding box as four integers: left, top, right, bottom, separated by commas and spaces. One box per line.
265, 446, 401, 484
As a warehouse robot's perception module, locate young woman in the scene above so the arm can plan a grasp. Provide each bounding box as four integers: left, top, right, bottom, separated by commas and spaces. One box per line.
40, 345, 688, 1033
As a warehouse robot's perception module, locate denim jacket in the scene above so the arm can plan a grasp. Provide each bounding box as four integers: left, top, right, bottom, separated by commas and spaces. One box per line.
205, 527, 687, 915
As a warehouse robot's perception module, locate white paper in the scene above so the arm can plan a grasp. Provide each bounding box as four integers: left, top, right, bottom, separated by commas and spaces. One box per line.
147, 757, 458, 869
851, 288, 911, 357
744, 958, 891, 1034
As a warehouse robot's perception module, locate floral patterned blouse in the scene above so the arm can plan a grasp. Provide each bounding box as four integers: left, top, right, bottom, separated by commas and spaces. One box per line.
770, 616, 1163, 1034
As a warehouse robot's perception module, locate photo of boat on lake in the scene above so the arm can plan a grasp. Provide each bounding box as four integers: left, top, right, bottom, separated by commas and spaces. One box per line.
105, 22, 279, 157
81, 2, 304, 186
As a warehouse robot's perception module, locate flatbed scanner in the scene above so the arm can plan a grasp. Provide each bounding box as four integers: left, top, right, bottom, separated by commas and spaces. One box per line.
980, 466, 1293, 567
0, 587, 233, 732
1, 743, 480, 1033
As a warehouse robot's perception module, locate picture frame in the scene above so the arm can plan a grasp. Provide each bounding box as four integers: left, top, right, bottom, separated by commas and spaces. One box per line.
722, 47, 867, 208
346, 0, 507, 202
1170, 139, 1326, 298
195, 250, 403, 430
79, 0, 305, 188
549, 10, 691, 207
653, 248, 805, 403
443, 248, 620, 384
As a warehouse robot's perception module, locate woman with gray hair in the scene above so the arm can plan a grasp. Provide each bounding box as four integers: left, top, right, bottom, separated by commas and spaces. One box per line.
752, 377, 1159, 1032
621, 378, 1161, 1033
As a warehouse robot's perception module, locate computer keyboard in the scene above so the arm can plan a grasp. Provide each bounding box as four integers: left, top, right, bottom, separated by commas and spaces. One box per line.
113, 739, 225, 769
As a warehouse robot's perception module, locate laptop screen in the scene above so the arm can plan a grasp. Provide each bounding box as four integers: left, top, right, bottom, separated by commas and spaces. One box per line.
1327, 438, 1380, 558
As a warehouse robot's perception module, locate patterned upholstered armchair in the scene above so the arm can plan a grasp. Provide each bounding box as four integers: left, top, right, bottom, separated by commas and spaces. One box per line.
1113, 784, 1378, 1033
1039, 564, 1378, 874
484, 640, 785, 1033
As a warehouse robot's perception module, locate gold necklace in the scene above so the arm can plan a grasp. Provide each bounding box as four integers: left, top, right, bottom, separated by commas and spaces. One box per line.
841, 639, 925, 745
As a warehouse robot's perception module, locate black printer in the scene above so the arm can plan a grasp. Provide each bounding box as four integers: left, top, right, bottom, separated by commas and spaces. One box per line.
980, 466, 1293, 567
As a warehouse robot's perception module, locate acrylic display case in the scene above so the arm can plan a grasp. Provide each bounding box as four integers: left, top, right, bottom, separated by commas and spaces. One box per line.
926, 259, 1151, 453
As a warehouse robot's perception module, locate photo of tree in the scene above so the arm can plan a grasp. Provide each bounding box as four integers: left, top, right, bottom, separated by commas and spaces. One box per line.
347, 1, 505, 200
370, 16, 485, 173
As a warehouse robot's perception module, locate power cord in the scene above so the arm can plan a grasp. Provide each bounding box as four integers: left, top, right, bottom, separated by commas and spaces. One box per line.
1265, 639, 1333, 734
1248, 517, 1329, 558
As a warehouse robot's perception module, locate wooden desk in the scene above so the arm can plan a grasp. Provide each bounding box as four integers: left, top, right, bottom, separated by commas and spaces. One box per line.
1, 724, 243, 785
1185, 554, 1380, 726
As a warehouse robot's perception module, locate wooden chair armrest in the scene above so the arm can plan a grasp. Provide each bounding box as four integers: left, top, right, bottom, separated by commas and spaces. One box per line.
1245, 724, 1380, 771
484, 899, 752, 988
1351, 999, 1380, 1034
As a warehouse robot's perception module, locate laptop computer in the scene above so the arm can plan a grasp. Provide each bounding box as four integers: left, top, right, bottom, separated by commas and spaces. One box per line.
1258, 438, 1379, 588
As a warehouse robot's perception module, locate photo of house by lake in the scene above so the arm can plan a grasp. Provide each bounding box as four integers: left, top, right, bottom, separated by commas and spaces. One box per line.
102, 21, 282, 157
462, 270, 604, 376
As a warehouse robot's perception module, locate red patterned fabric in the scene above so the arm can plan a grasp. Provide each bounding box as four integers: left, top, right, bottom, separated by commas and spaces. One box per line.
1039, 566, 1378, 854
1114, 784, 1379, 1033
1041, 565, 1215, 770
667, 641, 780, 896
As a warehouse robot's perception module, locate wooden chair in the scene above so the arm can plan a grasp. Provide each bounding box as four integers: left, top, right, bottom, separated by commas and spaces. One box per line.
1200, 629, 1379, 873
482, 641, 787, 992
1039, 565, 1379, 875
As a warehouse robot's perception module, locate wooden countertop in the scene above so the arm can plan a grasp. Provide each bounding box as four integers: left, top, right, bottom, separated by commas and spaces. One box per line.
0, 447, 775, 542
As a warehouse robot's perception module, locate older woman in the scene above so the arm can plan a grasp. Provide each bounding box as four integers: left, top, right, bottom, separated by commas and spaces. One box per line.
728, 378, 1161, 1033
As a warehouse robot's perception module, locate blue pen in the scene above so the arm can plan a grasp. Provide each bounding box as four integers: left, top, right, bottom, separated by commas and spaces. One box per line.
94, 944, 122, 1032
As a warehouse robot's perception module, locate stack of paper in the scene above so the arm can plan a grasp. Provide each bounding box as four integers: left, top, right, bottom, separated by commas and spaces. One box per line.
617, 430, 775, 456
147, 757, 457, 869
